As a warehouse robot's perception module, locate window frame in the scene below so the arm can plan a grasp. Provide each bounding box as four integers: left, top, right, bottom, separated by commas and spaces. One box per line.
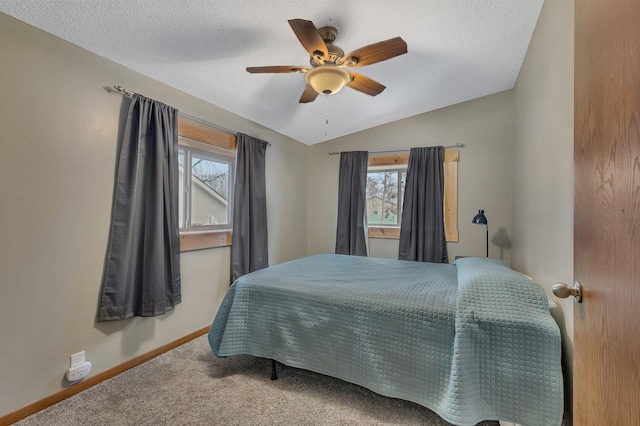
366, 150, 459, 242
177, 117, 236, 252
366, 165, 406, 227
179, 145, 235, 231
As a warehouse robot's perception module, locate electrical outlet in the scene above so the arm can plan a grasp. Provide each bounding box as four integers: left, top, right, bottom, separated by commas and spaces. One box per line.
70, 351, 85, 369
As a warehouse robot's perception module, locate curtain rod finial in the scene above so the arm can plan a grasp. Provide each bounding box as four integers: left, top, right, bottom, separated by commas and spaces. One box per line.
112, 85, 135, 97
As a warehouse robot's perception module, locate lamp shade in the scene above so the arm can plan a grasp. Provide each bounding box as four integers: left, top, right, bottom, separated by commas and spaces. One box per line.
472, 209, 489, 257
472, 209, 488, 225
305, 66, 351, 95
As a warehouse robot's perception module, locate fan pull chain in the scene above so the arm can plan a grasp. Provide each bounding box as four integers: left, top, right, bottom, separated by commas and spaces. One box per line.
324, 95, 329, 137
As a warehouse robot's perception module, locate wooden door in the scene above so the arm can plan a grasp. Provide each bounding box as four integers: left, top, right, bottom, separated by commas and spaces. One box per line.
574, 0, 640, 424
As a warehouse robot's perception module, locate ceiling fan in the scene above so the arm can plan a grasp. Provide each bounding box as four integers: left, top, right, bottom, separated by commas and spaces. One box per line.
246, 19, 408, 103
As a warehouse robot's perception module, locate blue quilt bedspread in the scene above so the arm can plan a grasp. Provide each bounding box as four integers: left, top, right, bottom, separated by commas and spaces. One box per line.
208, 254, 563, 426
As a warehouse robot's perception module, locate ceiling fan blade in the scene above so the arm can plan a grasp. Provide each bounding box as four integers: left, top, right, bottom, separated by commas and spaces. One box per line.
299, 85, 319, 103
246, 66, 308, 74
340, 37, 407, 67
288, 19, 329, 60
347, 73, 386, 96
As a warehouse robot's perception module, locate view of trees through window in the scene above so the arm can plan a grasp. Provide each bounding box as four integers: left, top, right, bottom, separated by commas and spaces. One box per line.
178, 148, 233, 229
191, 157, 229, 200
366, 169, 406, 225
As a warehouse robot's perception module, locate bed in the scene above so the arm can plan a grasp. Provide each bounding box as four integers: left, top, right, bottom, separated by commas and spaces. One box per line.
208, 254, 563, 426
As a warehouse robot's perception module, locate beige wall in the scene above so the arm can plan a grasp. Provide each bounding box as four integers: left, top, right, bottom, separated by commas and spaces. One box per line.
513, 0, 574, 417
0, 13, 307, 417
307, 90, 516, 263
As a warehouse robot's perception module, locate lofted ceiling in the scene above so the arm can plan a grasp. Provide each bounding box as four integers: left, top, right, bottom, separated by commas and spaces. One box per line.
0, 1, 544, 145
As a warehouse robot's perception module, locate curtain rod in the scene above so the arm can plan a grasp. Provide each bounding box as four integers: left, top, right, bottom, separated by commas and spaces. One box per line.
112, 86, 237, 137
328, 143, 465, 156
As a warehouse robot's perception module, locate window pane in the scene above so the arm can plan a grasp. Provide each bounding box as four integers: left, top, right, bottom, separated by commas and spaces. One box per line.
366, 170, 400, 225
190, 154, 231, 226
399, 170, 406, 221
178, 149, 186, 228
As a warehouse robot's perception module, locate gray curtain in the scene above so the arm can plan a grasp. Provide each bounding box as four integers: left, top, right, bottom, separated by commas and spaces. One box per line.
231, 133, 269, 282
98, 94, 181, 321
398, 146, 449, 263
335, 151, 369, 256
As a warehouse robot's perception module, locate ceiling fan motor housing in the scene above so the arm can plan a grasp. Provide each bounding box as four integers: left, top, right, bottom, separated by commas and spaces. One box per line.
310, 26, 345, 66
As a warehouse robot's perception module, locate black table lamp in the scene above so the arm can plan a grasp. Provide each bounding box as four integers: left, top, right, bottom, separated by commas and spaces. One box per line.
472, 209, 488, 257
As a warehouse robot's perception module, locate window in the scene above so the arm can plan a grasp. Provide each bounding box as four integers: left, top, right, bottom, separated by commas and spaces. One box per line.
177, 117, 236, 251
366, 150, 459, 242
367, 167, 406, 226
179, 147, 233, 229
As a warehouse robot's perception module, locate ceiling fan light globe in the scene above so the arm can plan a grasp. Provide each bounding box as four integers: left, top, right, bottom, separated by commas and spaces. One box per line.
305, 66, 350, 96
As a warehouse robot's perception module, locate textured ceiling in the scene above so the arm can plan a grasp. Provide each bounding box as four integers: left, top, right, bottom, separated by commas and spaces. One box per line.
0, 1, 543, 145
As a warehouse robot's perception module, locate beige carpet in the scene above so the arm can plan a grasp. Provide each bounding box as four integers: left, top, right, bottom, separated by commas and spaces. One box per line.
16, 335, 500, 425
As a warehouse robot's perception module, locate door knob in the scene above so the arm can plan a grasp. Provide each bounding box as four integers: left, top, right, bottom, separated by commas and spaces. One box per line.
552, 281, 583, 303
